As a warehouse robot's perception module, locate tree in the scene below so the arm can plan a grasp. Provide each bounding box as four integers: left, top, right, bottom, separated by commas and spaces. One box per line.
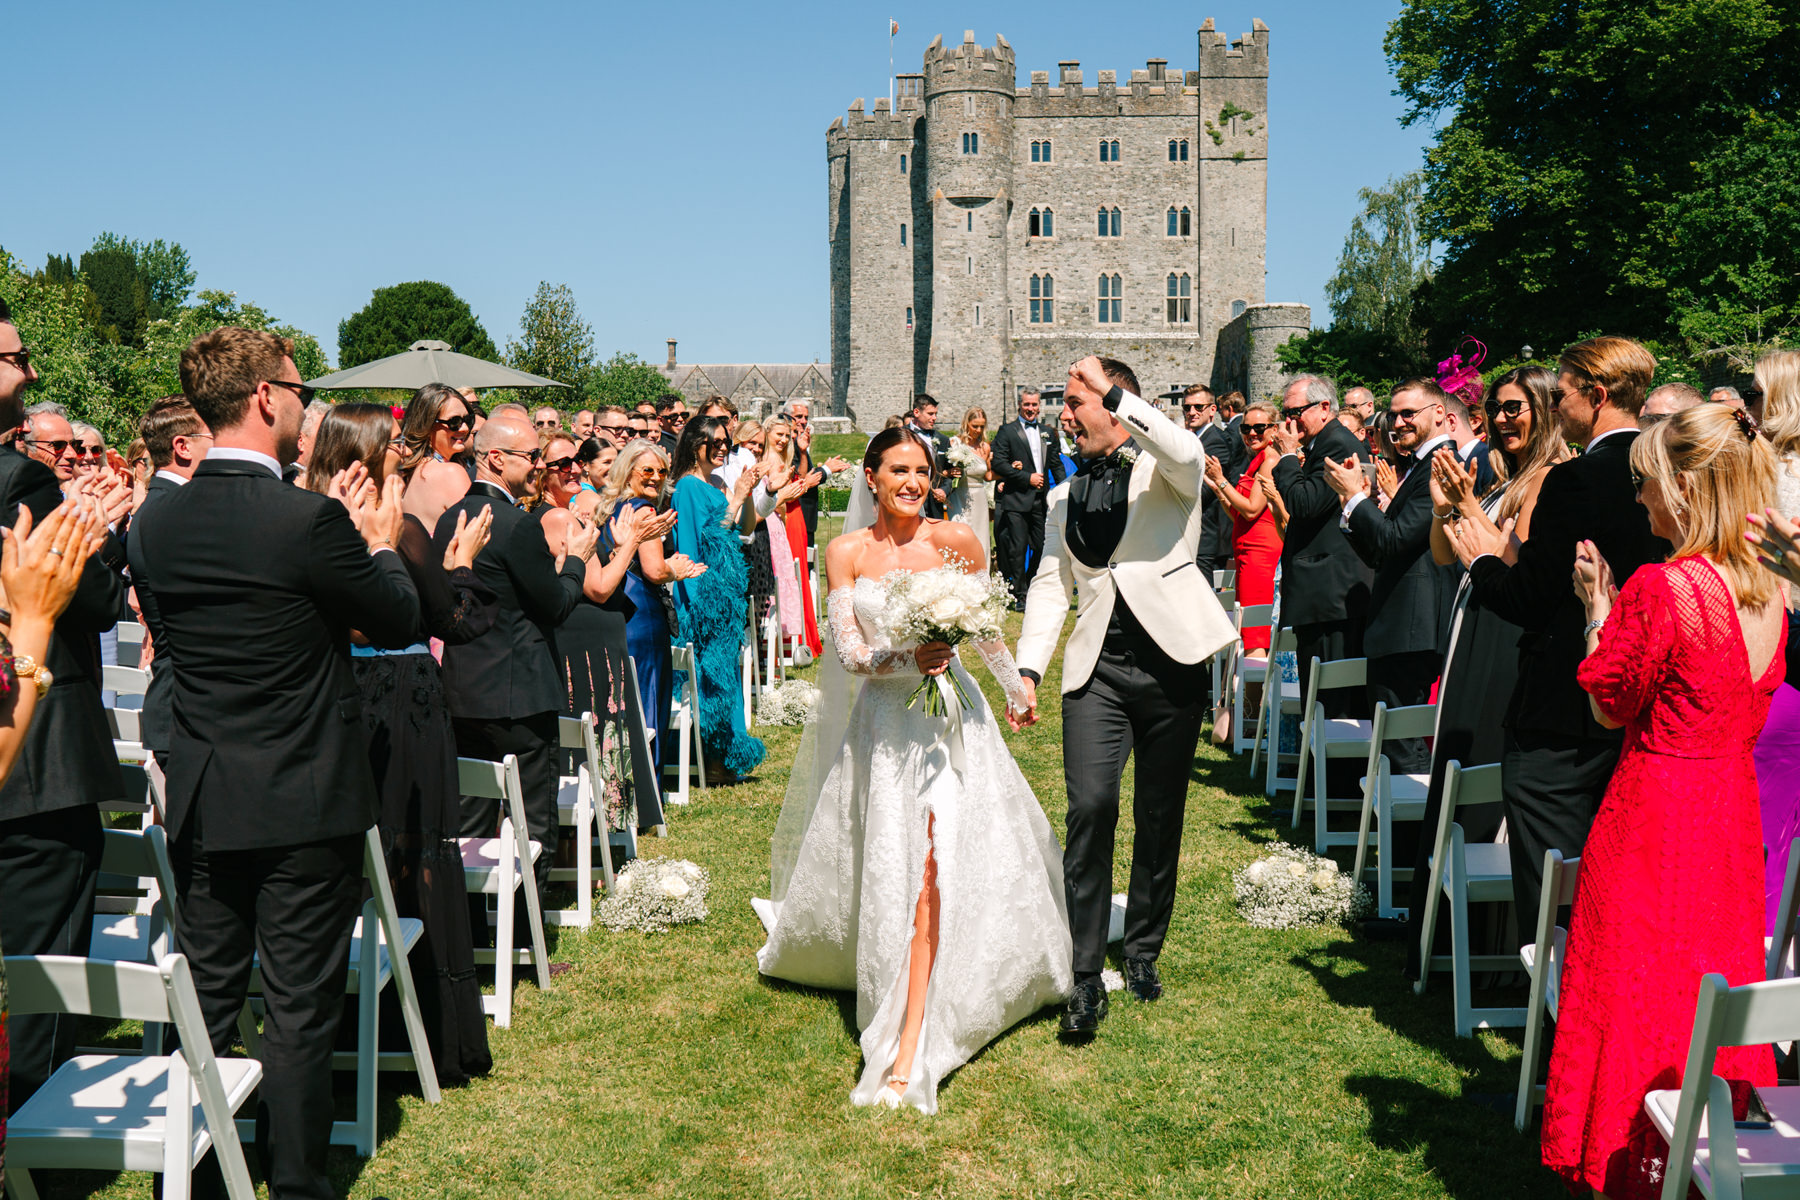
90, 232, 195, 318
1386, 0, 1800, 352
583, 351, 673, 410
1325, 172, 1431, 350
337, 280, 498, 368
78, 245, 148, 345
1274, 326, 1417, 396
505, 282, 593, 389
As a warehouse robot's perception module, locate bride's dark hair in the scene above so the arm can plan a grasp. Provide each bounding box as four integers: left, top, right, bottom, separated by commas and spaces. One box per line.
861, 425, 931, 475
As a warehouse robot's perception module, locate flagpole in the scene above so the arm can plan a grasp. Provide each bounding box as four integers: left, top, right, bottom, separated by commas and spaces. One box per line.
888, 19, 895, 109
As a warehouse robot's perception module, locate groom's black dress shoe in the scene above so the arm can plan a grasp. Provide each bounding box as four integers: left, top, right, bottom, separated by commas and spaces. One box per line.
1124, 957, 1162, 1002
1060, 976, 1109, 1036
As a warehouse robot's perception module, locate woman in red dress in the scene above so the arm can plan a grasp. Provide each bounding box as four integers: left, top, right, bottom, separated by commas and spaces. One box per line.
1544, 404, 1785, 1199
1202, 399, 1283, 654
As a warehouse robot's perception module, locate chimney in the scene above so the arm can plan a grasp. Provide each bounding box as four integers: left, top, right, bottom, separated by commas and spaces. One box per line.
666, 338, 677, 370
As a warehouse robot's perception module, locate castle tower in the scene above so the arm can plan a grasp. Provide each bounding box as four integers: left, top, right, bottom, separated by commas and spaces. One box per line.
921, 31, 1015, 423
1195, 19, 1270, 357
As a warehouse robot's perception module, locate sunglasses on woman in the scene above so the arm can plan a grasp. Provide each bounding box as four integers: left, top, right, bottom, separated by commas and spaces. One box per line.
1240, 422, 1274, 437
546, 456, 580, 473
1484, 399, 1527, 420
434, 414, 474, 432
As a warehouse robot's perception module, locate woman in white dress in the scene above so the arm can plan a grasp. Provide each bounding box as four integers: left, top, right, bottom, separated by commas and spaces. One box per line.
944, 407, 993, 557
755, 427, 1072, 1114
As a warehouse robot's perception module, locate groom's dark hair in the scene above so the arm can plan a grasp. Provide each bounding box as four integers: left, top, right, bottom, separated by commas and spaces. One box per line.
1098, 357, 1140, 400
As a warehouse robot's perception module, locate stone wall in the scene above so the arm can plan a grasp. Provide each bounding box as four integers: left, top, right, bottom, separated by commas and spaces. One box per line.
1213, 302, 1312, 402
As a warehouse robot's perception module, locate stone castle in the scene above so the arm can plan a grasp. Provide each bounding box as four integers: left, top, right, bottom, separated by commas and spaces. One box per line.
827, 20, 1310, 427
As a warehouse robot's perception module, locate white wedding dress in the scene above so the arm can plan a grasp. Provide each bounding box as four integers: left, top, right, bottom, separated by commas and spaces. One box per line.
754, 573, 1072, 1114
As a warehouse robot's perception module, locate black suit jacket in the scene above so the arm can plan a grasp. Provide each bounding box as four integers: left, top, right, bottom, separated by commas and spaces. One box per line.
794, 446, 820, 541
1271, 419, 1375, 627
434, 480, 587, 722
0, 449, 128, 819
1198, 423, 1245, 562
1467, 430, 1669, 736
128, 458, 421, 851
990, 419, 1064, 513
1344, 440, 1457, 659
130, 474, 184, 754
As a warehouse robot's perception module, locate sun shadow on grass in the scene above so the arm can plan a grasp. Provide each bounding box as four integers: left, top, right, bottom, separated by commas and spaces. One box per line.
756, 972, 862, 1040
1346, 1073, 1561, 1199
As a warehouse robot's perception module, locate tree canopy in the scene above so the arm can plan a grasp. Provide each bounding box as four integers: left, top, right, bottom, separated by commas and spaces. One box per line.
337, 280, 497, 368
583, 351, 674, 410
505, 282, 594, 388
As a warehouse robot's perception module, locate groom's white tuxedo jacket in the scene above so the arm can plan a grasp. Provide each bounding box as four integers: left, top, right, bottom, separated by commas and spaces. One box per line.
1016, 390, 1238, 694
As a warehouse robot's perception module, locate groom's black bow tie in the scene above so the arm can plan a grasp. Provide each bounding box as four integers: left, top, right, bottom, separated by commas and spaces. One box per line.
1074, 444, 1133, 479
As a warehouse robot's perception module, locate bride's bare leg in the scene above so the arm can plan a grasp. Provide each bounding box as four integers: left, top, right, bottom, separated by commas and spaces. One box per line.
889, 814, 940, 1095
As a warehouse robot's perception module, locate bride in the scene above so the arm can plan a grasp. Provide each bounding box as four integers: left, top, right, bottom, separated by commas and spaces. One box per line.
755, 426, 1073, 1113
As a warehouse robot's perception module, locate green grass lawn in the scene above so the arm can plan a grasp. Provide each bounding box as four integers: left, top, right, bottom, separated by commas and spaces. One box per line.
41, 545, 1562, 1199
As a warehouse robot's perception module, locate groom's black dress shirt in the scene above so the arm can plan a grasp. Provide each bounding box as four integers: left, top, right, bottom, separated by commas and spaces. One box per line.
1068, 439, 1158, 648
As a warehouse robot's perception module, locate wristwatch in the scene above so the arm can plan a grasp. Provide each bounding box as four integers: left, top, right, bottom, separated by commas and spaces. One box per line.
12, 654, 53, 698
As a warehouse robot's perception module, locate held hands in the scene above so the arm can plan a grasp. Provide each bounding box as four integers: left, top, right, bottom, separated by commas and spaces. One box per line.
1430, 448, 1476, 510
1006, 675, 1040, 732
0, 502, 104, 633
664, 553, 707, 581
915, 640, 954, 677
441, 505, 494, 572
1323, 454, 1369, 501
1572, 538, 1619, 614
775, 476, 810, 507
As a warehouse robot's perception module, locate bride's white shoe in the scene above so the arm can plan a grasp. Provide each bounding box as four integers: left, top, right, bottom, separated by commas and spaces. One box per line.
875, 1075, 908, 1109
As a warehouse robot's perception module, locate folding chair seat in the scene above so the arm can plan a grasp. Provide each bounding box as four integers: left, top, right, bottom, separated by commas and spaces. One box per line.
1290, 655, 1373, 853
459, 754, 550, 1028
1645, 973, 1800, 1197
1229, 603, 1275, 757
1515, 849, 1580, 1130
1413, 761, 1525, 1035
114, 619, 147, 668
664, 642, 709, 807
550, 712, 623, 928
1350, 701, 1438, 917
4, 954, 261, 1200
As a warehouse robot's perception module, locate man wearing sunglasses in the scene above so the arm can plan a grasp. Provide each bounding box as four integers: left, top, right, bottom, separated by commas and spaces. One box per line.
24, 406, 81, 483
1183, 384, 1241, 583
655, 396, 687, 457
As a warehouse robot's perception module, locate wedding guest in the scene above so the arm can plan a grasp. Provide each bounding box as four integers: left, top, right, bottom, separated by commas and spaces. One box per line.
1186, 384, 1241, 581
1712, 385, 1745, 409
763, 414, 821, 658
907, 394, 952, 519
306, 405, 498, 1085
23, 406, 78, 484
945, 407, 993, 558
1203, 400, 1282, 656
991, 389, 1065, 610
435, 412, 597, 919
1328, 378, 1458, 774
1271, 375, 1374, 732
538, 433, 584, 511
1640, 381, 1702, 427
571, 410, 594, 441
628, 412, 652, 439
1440, 392, 1496, 493
69, 423, 106, 483
786, 398, 826, 546
532, 406, 562, 432
399, 381, 475, 480
669, 416, 767, 782
721, 419, 763, 494
294, 397, 332, 480
128, 326, 419, 1200
591, 406, 632, 448
1343, 385, 1377, 426
1443, 337, 1668, 925
1543, 403, 1782, 1199
1337, 407, 1367, 440
655, 395, 687, 457
579, 438, 616, 494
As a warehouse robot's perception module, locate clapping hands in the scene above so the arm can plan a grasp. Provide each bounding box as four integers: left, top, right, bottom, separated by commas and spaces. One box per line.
441, 505, 494, 572
1323, 455, 1369, 501
1572, 538, 1618, 614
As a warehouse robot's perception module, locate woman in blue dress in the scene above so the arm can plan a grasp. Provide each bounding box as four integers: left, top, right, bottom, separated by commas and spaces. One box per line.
668, 417, 772, 782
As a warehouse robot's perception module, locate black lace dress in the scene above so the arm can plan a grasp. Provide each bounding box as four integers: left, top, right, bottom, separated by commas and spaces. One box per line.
351, 515, 499, 1086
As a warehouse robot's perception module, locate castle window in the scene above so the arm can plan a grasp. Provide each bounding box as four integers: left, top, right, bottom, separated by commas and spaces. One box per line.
1030, 139, 1053, 163
1231, 299, 1247, 318
962, 131, 979, 155
1028, 207, 1055, 237
900, 223, 907, 247
1166, 273, 1192, 323
906, 306, 914, 330
967, 212, 973, 232
1096, 206, 1120, 238
975, 305, 980, 326
1098, 138, 1120, 163
900, 153, 907, 174
1166, 206, 1191, 237
1097, 273, 1122, 323
1168, 139, 1189, 162
1030, 274, 1054, 324
967, 256, 974, 275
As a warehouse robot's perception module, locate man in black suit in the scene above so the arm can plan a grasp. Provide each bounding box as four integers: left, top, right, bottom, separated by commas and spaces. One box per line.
991, 388, 1065, 608
436, 412, 596, 912
655, 395, 687, 459
1184, 384, 1243, 581
1271, 376, 1375, 723
1442, 392, 1497, 494
1327, 378, 1459, 773
129, 326, 420, 1200
907, 393, 954, 519
1448, 337, 1668, 924
129, 396, 212, 774
0, 297, 131, 1111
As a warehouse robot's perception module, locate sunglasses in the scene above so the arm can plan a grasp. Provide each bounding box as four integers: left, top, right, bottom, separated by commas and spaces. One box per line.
0, 348, 31, 370
387, 436, 406, 451
1389, 403, 1440, 424
496, 447, 543, 464
434, 413, 474, 432
128, 456, 150, 469
534, 418, 561, 428
1181, 402, 1215, 412
660, 412, 687, 423
546, 456, 579, 473
28, 439, 73, 455
1630, 467, 1645, 493
1744, 386, 1766, 405
1484, 399, 1527, 420
74, 445, 106, 459
635, 465, 667, 478
264, 378, 316, 404
705, 437, 731, 452
1241, 422, 1274, 436
1279, 401, 1322, 420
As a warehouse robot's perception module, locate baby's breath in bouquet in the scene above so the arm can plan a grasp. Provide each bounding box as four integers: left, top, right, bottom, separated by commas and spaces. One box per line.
945, 440, 986, 478
1232, 843, 1371, 930
880, 554, 1010, 716
596, 858, 710, 933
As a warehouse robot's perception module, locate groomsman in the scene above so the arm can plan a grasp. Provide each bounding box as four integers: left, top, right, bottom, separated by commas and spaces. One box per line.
129, 326, 420, 1200
906, 394, 953, 519
991, 388, 1065, 608
1184, 384, 1242, 580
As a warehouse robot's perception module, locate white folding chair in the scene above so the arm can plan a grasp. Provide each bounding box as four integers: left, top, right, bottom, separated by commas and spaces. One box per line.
1515, 849, 1580, 1130
1211, 568, 1237, 591
104, 665, 151, 761
551, 712, 621, 928
1765, 838, 1800, 982
3, 954, 261, 1200
88, 825, 177, 965
1646, 973, 1800, 1198
1412, 761, 1525, 1035
1230, 603, 1275, 757
1253, 627, 1301, 794
115, 620, 147, 668
459, 754, 550, 1028
1290, 655, 1372, 854
665, 643, 710, 807
1350, 701, 1438, 917
625, 662, 668, 838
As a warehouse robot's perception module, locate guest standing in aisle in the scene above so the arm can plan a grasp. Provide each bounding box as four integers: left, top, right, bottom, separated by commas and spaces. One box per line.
991, 388, 1065, 610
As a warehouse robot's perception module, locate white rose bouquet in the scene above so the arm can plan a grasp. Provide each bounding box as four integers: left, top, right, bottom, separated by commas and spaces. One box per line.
596, 858, 710, 933
880, 554, 1010, 716
1231, 842, 1371, 930
756, 678, 821, 726
946, 440, 985, 479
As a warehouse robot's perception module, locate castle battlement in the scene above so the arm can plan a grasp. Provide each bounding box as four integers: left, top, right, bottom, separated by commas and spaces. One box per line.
923, 30, 1016, 95
827, 97, 918, 144
1198, 17, 1270, 77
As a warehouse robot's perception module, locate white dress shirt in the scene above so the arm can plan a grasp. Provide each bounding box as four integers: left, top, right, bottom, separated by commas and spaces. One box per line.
1341, 433, 1453, 524
205, 447, 281, 478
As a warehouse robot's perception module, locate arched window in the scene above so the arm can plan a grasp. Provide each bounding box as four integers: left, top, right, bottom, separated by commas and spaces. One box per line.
1028, 207, 1056, 238
1168, 139, 1188, 162
1041, 207, 1053, 237
906, 306, 914, 330
1030, 274, 1054, 324
900, 223, 907, 247
1098, 138, 1120, 163
1030, 139, 1053, 163
1179, 206, 1191, 236
1231, 299, 1247, 319
1097, 206, 1120, 238
1167, 207, 1178, 237
1167, 206, 1191, 237
1166, 273, 1191, 323
961, 131, 979, 155
900, 153, 907, 174
1097, 273, 1122, 324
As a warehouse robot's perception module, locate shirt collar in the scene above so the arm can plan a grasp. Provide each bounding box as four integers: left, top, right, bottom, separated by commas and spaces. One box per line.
152, 468, 190, 486
205, 447, 281, 478
1413, 434, 1454, 462
1587, 426, 1636, 453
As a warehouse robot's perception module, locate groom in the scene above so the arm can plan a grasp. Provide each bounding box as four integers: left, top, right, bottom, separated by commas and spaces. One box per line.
1016, 356, 1236, 1035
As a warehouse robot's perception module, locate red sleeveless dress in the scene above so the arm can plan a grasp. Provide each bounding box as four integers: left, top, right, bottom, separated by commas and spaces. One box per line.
1231, 448, 1281, 652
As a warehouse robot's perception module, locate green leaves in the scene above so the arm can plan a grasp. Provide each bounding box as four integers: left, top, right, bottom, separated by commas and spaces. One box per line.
337, 280, 498, 368
584, 351, 673, 410
505, 281, 594, 388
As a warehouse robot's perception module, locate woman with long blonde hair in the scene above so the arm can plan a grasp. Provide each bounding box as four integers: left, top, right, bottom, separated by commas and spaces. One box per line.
1544, 403, 1783, 1200
945, 406, 994, 555
762, 413, 821, 659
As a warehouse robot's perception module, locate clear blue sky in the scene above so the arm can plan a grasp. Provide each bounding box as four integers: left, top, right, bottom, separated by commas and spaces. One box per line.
8, 1, 1431, 369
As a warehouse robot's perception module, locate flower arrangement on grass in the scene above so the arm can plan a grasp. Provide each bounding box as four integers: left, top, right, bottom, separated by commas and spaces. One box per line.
597, 858, 710, 933
1232, 842, 1371, 929
879, 557, 1010, 715
756, 678, 821, 726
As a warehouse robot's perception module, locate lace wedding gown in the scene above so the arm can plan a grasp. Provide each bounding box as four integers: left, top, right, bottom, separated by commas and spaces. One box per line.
755, 573, 1073, 1114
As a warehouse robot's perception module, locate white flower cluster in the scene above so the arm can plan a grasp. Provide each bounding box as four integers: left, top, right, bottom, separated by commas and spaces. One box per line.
826, 466, 860, 489
1232, 843, 1372, 930
596, 858, 710, 934
946, 440, 986, 476
756, 679, 822, 726
881, 559, 1008, 650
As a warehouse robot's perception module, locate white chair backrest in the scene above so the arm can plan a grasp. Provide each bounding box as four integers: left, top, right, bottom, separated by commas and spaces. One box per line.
1313, 656, 1368, 694
98, 824, 177, 894
1425, 761, 1501, 874
103, 665, 151, 696
115, 621, 147, 667
458, 754, 524, 811
1271, 626, 1298, 655
1236, 603, 1274, 632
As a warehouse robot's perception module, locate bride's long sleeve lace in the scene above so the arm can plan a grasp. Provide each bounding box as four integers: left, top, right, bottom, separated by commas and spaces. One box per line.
973, 639, 1031, 713
829, 586, 916, 676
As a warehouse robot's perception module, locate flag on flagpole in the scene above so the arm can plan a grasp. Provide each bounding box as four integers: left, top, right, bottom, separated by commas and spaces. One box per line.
890, 19, 899, 36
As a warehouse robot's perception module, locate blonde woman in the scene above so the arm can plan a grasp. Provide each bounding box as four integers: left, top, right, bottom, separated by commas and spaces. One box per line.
1750, 348, 1800, 519
1544, 404, 1782, 1199
762, 414, 820, 658
945, 407, 993, 555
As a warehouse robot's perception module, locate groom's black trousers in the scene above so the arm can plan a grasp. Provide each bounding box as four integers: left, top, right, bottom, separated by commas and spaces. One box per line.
1062, 627, 1208, 977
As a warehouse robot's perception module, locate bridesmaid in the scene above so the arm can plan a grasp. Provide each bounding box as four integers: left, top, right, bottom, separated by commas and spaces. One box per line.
761, 414, 822, 660
945, 408, 994, 558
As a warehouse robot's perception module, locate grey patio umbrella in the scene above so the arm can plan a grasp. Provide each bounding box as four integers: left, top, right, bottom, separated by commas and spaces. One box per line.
304, 340, 570, 391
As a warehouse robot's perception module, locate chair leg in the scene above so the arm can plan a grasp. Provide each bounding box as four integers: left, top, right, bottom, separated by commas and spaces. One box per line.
523, 862, 551, 992
164, 1060, 194, 1198
578, 793, 597, 915
1351, 776, 1377, 891
1450, 877, 1474, 1037
385, 923, 442, 1106
1515, 983, 1547, 1131
1312, 748, 1330, 855
354, 903, 378, 1155
1413, 872, 1443, 997
494, 884, 514, 1028
1377, 793, 1395, 917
